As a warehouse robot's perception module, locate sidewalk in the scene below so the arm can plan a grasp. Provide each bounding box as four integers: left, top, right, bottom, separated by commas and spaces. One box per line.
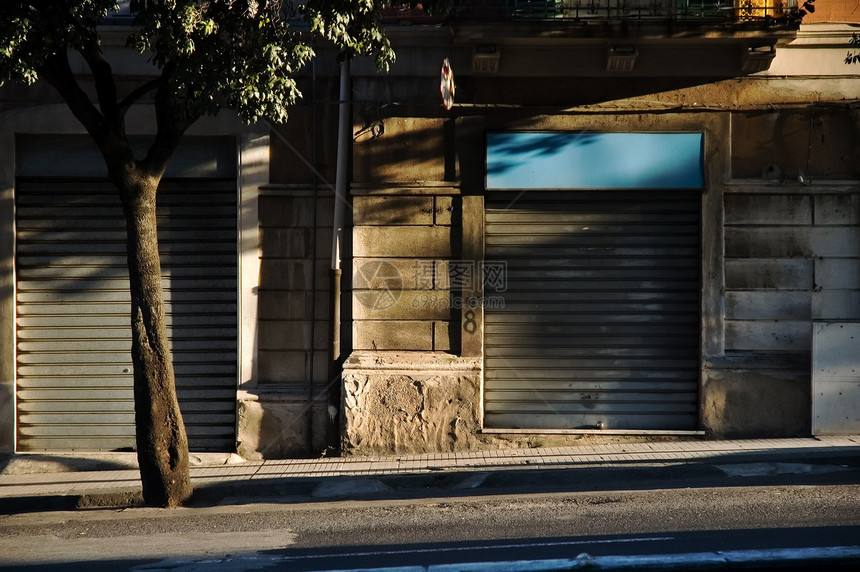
2, 436, 859, 512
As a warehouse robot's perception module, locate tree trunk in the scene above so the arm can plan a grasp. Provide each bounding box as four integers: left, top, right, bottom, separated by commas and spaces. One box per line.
37, 44, 193, 507
120, 174, 192, 508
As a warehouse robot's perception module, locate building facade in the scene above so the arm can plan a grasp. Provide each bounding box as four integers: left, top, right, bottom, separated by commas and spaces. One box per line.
2, 1, 859, 457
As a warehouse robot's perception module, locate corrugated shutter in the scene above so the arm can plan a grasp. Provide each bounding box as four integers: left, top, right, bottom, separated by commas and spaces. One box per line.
484, 190, 700, 431
16, 179, 237, 451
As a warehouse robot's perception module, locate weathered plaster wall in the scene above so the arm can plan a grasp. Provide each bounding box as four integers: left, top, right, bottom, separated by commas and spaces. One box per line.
702, 107, 860, 437
803, 1, 860, 24
349, 114, 458, 356
353, 116, 447, 182
256, 191, 333, 386
707, 181, 860, 439
346, 85, 858, 445
236, 391, 330, 459
341, 353, 482, 454
732, 109, 860, 180
237, 188, 337, 458
702, 357, 811, 438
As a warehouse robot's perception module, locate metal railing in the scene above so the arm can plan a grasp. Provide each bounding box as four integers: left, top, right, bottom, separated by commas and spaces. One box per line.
452, 1, 801, 22
104, 2, 801, 28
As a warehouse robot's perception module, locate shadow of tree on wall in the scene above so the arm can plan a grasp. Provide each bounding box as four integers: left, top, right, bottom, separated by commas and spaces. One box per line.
14, 177, 238, 453
480, 189, 702, 431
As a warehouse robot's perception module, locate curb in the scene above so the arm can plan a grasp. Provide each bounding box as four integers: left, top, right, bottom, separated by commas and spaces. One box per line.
15, 455, 850, 512
311, 546, 860, 572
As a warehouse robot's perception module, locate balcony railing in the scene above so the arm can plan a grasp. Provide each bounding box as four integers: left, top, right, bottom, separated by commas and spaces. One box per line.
392, 1, 803, 25
106, 2, 801, 29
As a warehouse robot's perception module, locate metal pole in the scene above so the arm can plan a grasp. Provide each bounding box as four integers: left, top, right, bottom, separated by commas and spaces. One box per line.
331, 58, 350, 362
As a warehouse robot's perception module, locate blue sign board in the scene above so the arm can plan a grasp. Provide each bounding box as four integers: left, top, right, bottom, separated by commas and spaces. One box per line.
486, 132, 704, 190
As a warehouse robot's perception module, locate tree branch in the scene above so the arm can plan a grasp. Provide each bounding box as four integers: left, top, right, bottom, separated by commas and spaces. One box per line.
118, 77, 164, 117
139, 65, 200, 177
39, 47, 138, 232
79, 42, 119, 120
38, 50, 108, 143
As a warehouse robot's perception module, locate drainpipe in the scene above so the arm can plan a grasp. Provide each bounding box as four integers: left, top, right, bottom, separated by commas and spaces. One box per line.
329, 58, 350, 448
307, 57, 318, 455
331, 58, 350, 359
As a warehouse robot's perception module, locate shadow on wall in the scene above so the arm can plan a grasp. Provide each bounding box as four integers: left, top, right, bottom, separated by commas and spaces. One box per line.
732, 108, 860, 180
13, 177, 238, 453
236, 389, 336, 460
701, 366, 812, 439
480, 189, 703, 433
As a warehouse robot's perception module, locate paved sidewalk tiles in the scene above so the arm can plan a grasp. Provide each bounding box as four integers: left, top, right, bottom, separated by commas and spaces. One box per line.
1, 436, 858, 501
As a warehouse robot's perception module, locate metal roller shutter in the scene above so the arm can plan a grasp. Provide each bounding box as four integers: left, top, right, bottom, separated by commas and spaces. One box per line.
16, 179, 238, 451
484, 190, 700, 431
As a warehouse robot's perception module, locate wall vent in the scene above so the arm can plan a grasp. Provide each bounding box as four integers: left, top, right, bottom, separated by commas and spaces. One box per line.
472, 44, 500, 73
607, 44, 638, 72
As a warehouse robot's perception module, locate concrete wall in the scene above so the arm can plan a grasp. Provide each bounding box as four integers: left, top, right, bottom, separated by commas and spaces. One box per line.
236, 189, 335, 459
343, 114, 474, 453
703, 181, 860, 438
342, 17, 860, 447
238, 94, 344, 459
697, 102, 860, 438
351, 189, 458, 352
3, 18, 858, 456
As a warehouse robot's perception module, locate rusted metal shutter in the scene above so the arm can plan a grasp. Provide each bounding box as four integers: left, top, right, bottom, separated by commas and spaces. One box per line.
16, 179, 237, 451
483, 190, 700, 431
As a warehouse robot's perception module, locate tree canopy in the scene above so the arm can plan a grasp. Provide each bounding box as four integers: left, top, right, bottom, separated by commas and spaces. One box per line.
1, 1, 450, 128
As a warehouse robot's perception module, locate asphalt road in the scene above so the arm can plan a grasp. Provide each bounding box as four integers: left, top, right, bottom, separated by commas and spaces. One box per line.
1, 481, 859, 571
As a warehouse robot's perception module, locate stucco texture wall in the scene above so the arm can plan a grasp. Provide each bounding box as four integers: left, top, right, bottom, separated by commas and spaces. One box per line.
702, 360, 811, 438
341, 354, 482, 455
